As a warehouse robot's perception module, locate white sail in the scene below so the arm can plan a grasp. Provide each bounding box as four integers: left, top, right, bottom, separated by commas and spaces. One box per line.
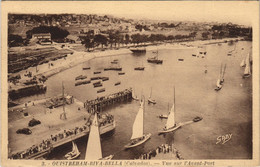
166, 88, 176, 129
72, 141, 75, 152
85, 113, 102, 160
131, 101, 144, 140
216, 79, 222, 87
240, 58, 246, 67
244, 54, 251, 75
74, 142, 79, 154
166, 103, 175, 129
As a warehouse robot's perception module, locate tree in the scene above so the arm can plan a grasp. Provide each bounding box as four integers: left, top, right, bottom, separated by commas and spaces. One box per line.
124, 34, 130, 46
8, 34, 24, 47
26, 26, 69, 40
202, 32, 210, 40
81, 35, 94, 51
94, 34, 108, 48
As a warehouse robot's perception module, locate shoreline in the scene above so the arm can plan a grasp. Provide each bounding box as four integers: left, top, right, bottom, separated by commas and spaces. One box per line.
9, 37, 243, 84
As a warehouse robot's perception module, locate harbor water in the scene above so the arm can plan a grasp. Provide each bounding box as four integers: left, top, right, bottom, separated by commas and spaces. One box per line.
14, 41, 252, 160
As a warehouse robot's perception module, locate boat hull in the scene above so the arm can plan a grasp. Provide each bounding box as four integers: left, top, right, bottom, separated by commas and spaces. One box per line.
124, 133, 151, 149
65, 152, 80, 160
130, 49, 146, 53
148, 99, 156, 104
158, 125, 181, 134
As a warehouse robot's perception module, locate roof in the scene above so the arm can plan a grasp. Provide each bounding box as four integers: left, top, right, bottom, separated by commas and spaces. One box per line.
32, 33, 51, 36
66, 35, 80, 41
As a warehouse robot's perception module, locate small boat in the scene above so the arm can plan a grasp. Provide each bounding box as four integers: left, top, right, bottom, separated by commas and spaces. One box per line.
125, 99, 151, 149
147, 50, 163, 64
93, 83, 103, 88
90, 77, 100, 80
243, 53, 251, 78
94, 71, 101, 74
148, 87, 156, 104
118, 72, 125, 75
158, 114, 168, 119
93, 81, 101, 84
85, 112, 113, 160
104, 67, 122, 71
75, 75, 87, 80
130, 47, 146, 53
75, 80, 91, 86
134, 67, 145, 71
158, 87, 182, 134
97, 88, 105, 93
193, 116, 203, 122
101, 77, 109, 81
114, 81, 121, 86
65, 141, 80, 160
82, 67, 91, 70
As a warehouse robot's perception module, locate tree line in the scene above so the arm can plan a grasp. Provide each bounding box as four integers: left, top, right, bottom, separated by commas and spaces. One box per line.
81, 31, 197, 51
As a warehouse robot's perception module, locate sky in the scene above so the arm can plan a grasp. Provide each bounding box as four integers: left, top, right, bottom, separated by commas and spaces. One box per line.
4, 1, 259, 26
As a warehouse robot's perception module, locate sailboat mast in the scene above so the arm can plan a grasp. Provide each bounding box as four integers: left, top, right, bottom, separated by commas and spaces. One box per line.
174, 86, 176, 113
62, 82, 67, 120
222, 64, 226, 79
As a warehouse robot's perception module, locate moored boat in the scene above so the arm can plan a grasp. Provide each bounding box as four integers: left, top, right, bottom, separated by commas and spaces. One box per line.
134, 67, 145, 71
114, 81, 121, 86
97, 88, 105, 93
104, 67, 122, 71
82, 67, 91, 70
101, 77, 109, 81
158, 114, 168, 119
75, 75, 87, 80
94, 71, 101, 74
130, 47, 146, 53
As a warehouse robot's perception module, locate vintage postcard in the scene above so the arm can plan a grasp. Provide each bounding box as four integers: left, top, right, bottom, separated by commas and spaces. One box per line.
1, 1, 259, 167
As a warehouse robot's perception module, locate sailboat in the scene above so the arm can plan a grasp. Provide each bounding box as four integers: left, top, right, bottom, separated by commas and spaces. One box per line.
240, 57, 246, 67
65, 141, 80, 160
158, 87, 181, 134
243, 53, 251, 78
148, 87, 156, 104
132, 88, 139, 101
147, 49, 163, 64
125, 98, 151, 148
85, 112, 114, 160
215, 64, 226, 91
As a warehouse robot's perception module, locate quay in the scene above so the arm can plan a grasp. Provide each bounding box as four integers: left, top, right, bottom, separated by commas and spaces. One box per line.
8, 83, 47, 100
84, 88, 132, 112
8, 94, 115, 160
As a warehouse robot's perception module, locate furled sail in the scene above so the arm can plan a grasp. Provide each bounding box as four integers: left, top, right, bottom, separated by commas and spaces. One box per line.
85, 113, 102, 160
131, 101, 144, 140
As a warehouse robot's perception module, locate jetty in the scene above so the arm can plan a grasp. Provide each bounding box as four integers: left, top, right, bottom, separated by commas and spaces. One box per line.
84, 88, 132, 113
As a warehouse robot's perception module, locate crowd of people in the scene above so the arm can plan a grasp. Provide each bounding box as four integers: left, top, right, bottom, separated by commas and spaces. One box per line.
138, 144, 184, 160
84, 88, 132, 113
10, 113, 114, 159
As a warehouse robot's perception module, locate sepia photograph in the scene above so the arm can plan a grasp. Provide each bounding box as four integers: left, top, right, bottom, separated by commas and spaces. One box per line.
1, 1, 259, 167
